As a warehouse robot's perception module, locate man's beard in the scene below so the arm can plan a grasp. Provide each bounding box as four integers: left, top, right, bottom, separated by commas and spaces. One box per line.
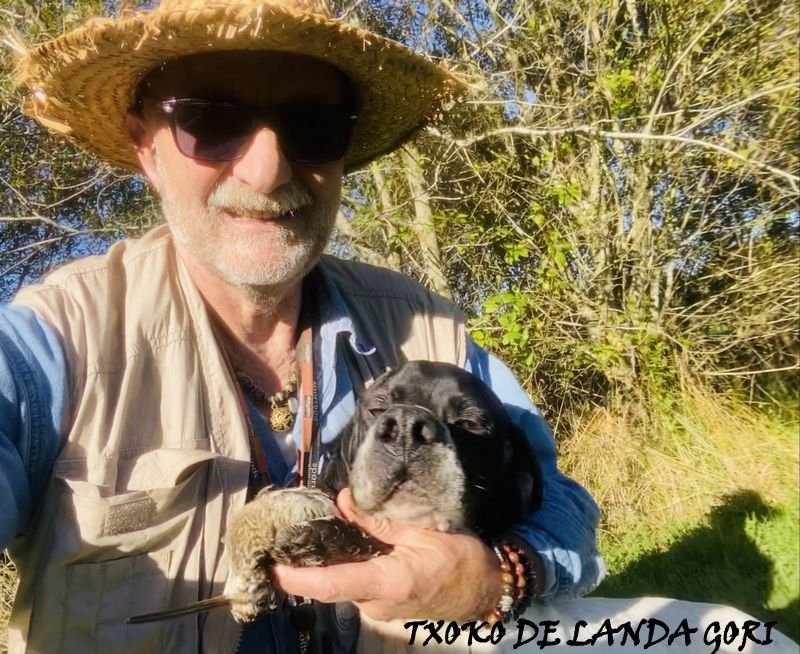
157, 160, 338, 291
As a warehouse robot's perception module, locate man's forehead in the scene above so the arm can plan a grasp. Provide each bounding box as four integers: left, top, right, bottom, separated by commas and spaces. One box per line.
137, 50, 347, 103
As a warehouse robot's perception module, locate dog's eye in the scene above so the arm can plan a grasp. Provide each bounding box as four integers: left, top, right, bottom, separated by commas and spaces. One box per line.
367, 407, 385, 417
454, 419, 487, 434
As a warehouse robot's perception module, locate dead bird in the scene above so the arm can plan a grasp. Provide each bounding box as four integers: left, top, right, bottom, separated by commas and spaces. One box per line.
126, 487, 386, 624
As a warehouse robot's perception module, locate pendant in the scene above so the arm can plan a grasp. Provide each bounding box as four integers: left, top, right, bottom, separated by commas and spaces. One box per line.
288, 397, 299, 414
270, 405, 294, 432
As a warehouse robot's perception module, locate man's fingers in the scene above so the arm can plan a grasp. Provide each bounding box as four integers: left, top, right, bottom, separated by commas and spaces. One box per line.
335, 489, 408, 545
335, 487, 359, 519
273, 560, 384, 604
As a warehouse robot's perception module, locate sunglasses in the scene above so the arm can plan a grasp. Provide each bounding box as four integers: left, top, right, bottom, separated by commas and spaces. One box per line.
140, 98, 357, 164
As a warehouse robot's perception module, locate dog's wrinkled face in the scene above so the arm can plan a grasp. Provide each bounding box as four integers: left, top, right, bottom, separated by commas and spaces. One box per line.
323, 361, 542, 537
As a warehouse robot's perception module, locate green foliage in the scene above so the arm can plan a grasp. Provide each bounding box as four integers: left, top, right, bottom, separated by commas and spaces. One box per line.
340, 0, 799, 422
598, 68, 639, 115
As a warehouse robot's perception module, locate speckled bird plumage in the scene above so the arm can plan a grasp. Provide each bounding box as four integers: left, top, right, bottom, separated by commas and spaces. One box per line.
127, 487, 386, 624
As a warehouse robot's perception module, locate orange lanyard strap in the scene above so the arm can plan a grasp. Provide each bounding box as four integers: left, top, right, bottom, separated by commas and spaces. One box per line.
248, 423, 270, 488
228, 272, 320, 492
247, 321, 319, 491
296, 323, 320, 489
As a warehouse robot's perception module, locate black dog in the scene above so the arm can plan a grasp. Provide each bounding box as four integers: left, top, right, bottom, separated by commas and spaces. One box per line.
323, 360, 542, 538
128, 361, 541, 624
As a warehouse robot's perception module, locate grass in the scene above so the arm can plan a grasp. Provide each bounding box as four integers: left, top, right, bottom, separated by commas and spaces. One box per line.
1, 380, 797, 649
560, 379, 800, 642
597, 493, 799, 641
0, 554, 15, 653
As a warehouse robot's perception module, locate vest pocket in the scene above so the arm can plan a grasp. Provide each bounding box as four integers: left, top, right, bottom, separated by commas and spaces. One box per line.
25, 451, 221, 653
60, 551, 181, 653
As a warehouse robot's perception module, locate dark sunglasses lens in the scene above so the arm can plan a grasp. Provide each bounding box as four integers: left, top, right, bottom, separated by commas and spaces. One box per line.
173, 102, 253, 161
276, 103, 354, 164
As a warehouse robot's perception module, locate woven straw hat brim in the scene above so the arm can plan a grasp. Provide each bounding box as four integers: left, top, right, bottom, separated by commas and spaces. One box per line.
15, 3, 463, 172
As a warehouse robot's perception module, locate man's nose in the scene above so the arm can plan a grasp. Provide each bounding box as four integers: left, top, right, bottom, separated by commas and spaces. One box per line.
229, 126, 293, 193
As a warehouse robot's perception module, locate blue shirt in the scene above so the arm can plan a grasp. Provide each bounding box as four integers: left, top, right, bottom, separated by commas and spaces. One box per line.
0, 261, 604, 647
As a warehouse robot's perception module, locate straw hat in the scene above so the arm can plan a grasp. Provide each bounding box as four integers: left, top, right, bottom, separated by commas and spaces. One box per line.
10, 0, 464, 172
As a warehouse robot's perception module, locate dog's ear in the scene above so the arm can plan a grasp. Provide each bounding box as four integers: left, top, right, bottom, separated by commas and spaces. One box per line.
321, 368, 396, 494
319, 422, 354, 494
481, 422, 543, 537
319, 412, 371, 494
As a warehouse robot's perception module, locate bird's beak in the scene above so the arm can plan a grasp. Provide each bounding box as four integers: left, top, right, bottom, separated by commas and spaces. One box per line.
126, 595, 232, 624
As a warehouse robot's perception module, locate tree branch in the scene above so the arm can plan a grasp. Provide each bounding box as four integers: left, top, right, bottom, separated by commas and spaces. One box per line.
427, 125, 800, 191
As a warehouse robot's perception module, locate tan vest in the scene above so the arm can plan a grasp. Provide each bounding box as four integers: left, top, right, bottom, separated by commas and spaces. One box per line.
8, 225, 466, 653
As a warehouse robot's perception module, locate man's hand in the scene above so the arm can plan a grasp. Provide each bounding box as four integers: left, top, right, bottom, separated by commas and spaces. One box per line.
272, 489, 502, 622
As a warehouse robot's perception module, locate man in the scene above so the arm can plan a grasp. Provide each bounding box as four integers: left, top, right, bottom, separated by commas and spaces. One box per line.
0, 1, 603, 652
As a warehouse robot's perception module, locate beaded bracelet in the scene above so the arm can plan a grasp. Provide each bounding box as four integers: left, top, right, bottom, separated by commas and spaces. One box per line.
485, 541, 537, 624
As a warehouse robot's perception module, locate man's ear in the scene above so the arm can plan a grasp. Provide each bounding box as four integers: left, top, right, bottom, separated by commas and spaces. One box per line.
126, 110, 162, 195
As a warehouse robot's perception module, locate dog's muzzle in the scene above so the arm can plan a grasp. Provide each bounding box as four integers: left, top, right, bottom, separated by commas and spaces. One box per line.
372, 405, 450, 452
349, 404, 466, 531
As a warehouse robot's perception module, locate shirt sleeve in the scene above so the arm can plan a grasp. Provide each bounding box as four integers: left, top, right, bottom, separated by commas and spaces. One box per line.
464, 338, 605, 601
0, 305, 67, 549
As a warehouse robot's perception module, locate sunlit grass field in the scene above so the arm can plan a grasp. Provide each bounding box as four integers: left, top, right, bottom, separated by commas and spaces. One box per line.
563, 382, 800, 642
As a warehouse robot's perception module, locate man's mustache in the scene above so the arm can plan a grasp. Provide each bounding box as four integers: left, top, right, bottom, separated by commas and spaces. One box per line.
208, 180, 313, 216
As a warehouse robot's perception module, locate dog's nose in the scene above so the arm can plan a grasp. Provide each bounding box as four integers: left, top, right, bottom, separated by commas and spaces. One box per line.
377, 406, 445, 449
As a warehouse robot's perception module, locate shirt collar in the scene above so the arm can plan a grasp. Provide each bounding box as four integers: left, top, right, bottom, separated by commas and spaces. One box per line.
311, 259, 375, 415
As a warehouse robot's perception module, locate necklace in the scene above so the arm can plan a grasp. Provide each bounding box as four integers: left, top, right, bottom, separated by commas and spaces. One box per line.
235, 370, 299, 432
